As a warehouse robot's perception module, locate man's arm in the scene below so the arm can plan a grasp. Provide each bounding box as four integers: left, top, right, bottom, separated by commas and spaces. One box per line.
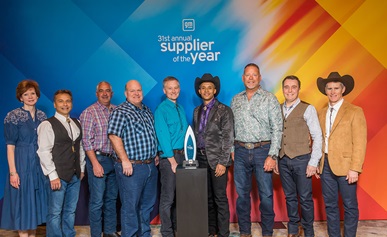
37, 121, 61, 190
79, 109, 104, 177
304, 105, 323, 177
154, 107, 177, 172
217, 106, 234, 177
109, 134, 133, 176
347, 107, 367, 183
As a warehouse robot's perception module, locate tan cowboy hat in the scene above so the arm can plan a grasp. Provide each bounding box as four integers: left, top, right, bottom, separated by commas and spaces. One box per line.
194, 73, 220, 98
317, 72, 354, 96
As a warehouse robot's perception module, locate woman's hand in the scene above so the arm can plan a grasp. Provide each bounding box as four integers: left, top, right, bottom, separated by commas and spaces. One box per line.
10, 172, 20, 189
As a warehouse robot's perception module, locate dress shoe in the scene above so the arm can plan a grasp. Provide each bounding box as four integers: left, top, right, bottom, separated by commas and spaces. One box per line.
103, 232, 121, 237
240, 234, 252, 237
262, 236, 272, 237
288, 234, 299, 237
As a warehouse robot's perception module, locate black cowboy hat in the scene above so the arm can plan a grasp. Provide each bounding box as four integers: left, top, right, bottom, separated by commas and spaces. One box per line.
194, 73, 220, 98
317, 72, 354, 96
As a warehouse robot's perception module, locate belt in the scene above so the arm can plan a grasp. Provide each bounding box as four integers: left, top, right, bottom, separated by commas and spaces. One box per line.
197, 148, 206, 155
116, 158, 154, 164
173, 149, 184, 155
235, 140, 271, 150
95, 150, 114, 158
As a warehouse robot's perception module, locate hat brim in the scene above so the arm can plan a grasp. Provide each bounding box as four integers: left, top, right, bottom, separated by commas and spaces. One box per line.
317, 74, 354, 96
195, 75, 220, 98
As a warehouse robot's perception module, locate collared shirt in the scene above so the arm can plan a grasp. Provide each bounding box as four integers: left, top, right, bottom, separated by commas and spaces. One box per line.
197, 98, 216, 148
108, 100, 157, 160
283, 98, 323, 166
79, 101, 116, 153
154, 98, 188, 158
325, 98, 344, 153
37, 112, 86, 181
231, 87, 283, 156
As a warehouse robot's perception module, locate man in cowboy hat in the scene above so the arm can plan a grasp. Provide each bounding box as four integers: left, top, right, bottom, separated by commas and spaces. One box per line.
316, 72, 367, 237
193, 73, 234, 237
231, 63, 282, 237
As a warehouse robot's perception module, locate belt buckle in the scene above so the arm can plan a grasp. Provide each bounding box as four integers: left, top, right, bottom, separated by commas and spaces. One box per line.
244, 143, 254, 149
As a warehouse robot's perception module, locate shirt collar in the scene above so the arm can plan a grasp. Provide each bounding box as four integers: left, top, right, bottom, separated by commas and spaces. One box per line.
96, 101, 113, 111
54, 112, 69, 122
203, 97, 216, 109
284, 98, 300, 109
329, 98, 344, 111
125, 100, 143, 110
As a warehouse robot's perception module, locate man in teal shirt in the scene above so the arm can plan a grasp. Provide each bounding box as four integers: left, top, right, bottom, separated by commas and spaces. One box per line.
154, 76, 188, 237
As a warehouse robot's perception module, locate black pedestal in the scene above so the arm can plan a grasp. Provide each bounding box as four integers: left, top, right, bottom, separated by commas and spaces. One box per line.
176, 167, 208, 237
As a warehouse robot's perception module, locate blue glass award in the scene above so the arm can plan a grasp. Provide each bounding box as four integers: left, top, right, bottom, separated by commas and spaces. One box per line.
183, 126, 199, 169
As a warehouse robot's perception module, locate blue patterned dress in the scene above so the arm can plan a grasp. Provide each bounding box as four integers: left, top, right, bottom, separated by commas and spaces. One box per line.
0, 107, 48, 230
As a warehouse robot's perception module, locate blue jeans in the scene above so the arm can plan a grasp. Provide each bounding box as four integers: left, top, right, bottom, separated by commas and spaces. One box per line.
47, 175, 81, 237
279, 154, 314, 237
321, 157, 358, 237
159, 153, 184, 237
234, 143, 274, 236
115, 161, 158, 237
87, 155, 118, 237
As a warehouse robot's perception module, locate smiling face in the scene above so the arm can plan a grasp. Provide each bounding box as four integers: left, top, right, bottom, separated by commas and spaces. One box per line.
198, 82, 216, 104
96, 82, 113, 107
163, 79, 180, 102
242, 65, 261, 92
282, 78, 300, 105
125, 80, 143, 108
20, 88, 38, 107
54, 92, 73, 117
325, 81, 345, 106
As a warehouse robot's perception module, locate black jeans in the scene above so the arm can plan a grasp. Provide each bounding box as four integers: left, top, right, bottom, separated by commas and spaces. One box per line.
159, 153, 184, 237
198, 153, 230, 237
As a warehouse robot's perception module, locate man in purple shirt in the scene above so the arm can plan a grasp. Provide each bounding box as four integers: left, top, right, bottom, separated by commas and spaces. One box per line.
79, 81, 119, 237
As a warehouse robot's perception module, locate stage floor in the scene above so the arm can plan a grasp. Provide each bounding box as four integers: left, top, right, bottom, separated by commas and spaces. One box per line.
0, 220, 386, 236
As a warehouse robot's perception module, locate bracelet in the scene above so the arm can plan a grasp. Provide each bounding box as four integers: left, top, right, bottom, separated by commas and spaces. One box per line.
10, 172, 17, 176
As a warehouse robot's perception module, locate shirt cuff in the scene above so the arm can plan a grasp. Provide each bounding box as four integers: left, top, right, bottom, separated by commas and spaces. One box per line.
48, 171, 59, 181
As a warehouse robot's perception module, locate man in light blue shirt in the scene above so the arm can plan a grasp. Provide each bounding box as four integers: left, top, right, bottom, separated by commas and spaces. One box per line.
154, 76, 188, 237
231, 63, 283, 237
279, 75, 322, 237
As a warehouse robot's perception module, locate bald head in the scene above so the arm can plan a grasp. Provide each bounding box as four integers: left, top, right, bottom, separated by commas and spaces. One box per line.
125, 80, 143, 108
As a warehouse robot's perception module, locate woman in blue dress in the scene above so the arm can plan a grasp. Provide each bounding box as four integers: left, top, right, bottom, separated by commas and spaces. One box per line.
1, 80, 48, 237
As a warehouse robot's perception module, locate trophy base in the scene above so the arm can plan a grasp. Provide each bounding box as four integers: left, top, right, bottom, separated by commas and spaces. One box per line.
183, 160, 199, 169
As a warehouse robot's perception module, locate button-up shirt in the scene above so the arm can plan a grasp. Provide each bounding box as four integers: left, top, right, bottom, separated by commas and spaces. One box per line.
154, 98, 188, 158
108, 100, 157, 160
325, 98, 344, 153
79, 101, 116, 153
37, 112, 86, 180
231, 87, 283, 156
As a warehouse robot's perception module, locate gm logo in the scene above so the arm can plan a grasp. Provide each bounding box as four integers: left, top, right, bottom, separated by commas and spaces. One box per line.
182, 19, 195, 31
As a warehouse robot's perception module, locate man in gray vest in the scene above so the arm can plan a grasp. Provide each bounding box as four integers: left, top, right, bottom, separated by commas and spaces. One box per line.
38, 89, 86, 237
278, 75, 322, 237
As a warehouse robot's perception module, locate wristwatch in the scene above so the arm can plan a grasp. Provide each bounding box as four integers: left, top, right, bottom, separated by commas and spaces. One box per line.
269, 155, 278, 160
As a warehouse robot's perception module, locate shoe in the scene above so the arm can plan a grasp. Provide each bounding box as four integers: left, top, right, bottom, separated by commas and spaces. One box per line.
288, 234, 299, 237
103, 232, 121, 237
240, 234, 252, 237
262, 236, 272, 237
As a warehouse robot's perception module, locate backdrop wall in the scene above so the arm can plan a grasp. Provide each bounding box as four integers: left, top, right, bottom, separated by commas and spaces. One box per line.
1, 0, 386, 224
